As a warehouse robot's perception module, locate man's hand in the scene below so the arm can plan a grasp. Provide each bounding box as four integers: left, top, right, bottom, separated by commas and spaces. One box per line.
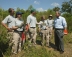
7, 27, 12, 31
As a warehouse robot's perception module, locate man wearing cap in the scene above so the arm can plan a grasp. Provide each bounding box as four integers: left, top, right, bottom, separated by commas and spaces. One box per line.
27, 9, 39, 46
54, 11, 67, 54
1, 8, 15, 53
46, 15, 54, 39
12, 11, 24, 54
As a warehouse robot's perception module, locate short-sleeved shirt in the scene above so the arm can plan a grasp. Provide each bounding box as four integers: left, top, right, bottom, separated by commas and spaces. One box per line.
12, 18, 24, 32
2, 15, 15, 28
38, 20, 47, 30
46, 19, 54, 27
27, 14, 37, 27
54, 16, 67, 29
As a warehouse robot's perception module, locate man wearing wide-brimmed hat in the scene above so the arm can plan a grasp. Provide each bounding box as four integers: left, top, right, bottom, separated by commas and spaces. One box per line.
47, 14, 54, 40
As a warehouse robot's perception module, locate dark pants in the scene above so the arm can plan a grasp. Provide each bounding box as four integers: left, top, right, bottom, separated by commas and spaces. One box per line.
54, 29, 64, 51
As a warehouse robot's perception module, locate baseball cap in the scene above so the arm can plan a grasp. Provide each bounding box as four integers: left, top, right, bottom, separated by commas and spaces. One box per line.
31, 8, 36, 13
16, 12, 24, 15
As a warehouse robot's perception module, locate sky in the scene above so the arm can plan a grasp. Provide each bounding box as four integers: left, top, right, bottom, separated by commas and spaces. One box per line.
0, 0, 68, 11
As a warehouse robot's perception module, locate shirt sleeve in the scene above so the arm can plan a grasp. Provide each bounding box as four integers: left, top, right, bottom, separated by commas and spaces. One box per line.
52, 20, 54, 26
53, 19, 55, 28
27, 16, 31, 24
45, 20, 48, 26
62, 17, 67, 28
38, 21, 41, 28
36, 18, 37, 24
2, 16, 9, 24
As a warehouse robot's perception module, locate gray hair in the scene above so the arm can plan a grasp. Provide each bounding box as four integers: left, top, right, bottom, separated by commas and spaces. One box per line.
56, 11, 61, 15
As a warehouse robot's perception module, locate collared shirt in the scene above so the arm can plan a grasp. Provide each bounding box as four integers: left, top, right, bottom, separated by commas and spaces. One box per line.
38, 20, 47, 30
2, 15, 15, 28
46, 19, 54, 27
27, 14, 37, 27
54, 16, 67, 29
13, 18, 24, 31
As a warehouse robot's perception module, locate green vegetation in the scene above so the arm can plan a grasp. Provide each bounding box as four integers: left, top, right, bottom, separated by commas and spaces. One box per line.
2, 33, 72, 57
0, 0, 72, 57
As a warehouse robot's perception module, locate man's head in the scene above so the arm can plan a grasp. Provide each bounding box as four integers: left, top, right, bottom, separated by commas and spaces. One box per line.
8, 8, 15, 15
30, 8, 36, 15
48, 15, 53, 19
56, 11, 61, 17
41, 15, 45, 21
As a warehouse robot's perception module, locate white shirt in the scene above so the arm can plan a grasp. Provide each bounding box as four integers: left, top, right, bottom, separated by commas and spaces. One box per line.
47, 19, 54, 27
38, 20, 47, 30
13, 18, 24, 31
2, 15, 15, 28
27, 14, 37, 27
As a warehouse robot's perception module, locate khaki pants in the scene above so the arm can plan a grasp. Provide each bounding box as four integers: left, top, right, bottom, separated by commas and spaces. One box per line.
40, 29, 49, 46
29, 28, 37, 44
12, 32, 22, 54
48, 27, 53, 39
7, 31, 14, 46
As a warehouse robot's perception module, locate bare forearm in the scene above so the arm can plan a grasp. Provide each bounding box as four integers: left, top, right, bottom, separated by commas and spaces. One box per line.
28, 24, 30, 29
1, 22, 8, 29
36, 22, 41, 25
1, 22, 12, 31
12, 26, 18, 30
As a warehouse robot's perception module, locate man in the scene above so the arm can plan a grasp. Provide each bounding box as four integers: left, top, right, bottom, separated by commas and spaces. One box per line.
27, 8, 38, 46
47, 15, 54, 39
38, 16, 49, 47
1, 8, 15, 54
54, 11, 67, 54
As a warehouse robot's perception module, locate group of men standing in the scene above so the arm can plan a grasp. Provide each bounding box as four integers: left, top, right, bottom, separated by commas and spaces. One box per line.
1, 8, 67, 55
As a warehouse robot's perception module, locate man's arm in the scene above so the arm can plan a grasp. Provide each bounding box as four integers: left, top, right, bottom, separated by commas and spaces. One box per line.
1, 16, 12, 31
12, 26, 18, 30
36, 19, 41, 25
1, 22, 12, 31
27, 16, 30, 29
62, 18, 67, 30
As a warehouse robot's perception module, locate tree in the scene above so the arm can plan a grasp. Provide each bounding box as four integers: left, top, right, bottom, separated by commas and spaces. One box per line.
61, 2, 70, 13
61, 0, 72, 14
53, 7, 60, 12
27, 5, 34, 11
16, 7, 21, 11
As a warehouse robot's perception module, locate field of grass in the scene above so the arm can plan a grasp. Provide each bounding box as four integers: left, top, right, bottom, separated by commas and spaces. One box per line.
1, 33, 72, 57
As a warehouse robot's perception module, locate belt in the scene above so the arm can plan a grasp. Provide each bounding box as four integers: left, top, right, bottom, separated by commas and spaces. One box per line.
7, 30, 14, 32
14, 30, 23, 33
44, 29, 47, 30
55, 28, 64, 30
30, 27, 35, 28
42, 29, 47, 30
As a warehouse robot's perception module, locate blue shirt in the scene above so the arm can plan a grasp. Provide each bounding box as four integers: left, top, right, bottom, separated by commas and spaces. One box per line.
54, 16, 67, 29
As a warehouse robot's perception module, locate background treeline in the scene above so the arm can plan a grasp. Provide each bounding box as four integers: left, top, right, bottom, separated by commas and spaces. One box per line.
0, 0, 72, 32
0, 0, 72, 56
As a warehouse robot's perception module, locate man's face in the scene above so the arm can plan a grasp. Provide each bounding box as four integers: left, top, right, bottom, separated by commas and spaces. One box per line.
41, 16, 45, 21
49, 16, 52, 19
32, 11, 36, 15
56, 12, 60, 17
11, 9, 15, 15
